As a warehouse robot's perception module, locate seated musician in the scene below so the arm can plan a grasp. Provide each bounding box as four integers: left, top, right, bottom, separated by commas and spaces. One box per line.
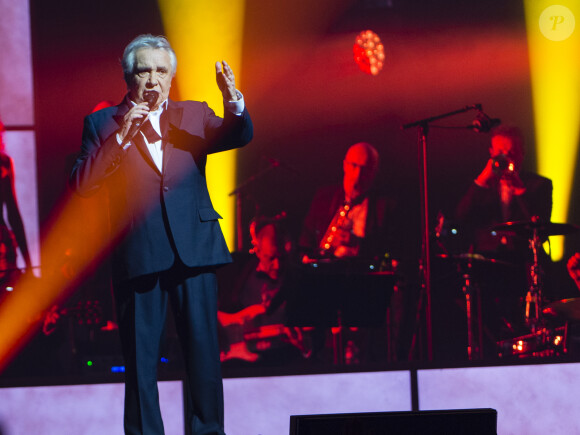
299, 142, 396, 265
297, 142, 401, 364
217, 215, 310, 365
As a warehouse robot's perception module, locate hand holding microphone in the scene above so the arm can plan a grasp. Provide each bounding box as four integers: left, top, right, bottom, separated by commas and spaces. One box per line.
121, 91, 158, 143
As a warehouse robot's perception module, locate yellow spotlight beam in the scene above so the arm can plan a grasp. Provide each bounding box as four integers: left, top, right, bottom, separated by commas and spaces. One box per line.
158, 0, 247, 252
0, 192, 115, 371
525, 1, 580, 261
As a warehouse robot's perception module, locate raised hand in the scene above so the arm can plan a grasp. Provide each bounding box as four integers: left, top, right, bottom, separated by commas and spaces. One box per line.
215, 60, 238, 101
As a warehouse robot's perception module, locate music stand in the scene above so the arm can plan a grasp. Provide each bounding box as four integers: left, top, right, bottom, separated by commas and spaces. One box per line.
284, 261, 396, 364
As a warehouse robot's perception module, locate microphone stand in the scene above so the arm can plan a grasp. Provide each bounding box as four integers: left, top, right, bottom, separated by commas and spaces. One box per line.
402, 104, 481, 361
228, 158, 283, 252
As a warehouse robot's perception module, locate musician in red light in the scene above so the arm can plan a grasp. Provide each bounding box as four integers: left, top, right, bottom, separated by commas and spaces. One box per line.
299, 142, 396, 264
0, 118, 32, 286
297, 142, 402, 364
218, 215, 310, 364
456, 125, 553, 259
451, 125, 554, 358
567, 253, 580, 291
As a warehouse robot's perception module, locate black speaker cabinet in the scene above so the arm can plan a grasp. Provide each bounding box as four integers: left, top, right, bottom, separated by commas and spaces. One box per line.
289, 408, 497, 435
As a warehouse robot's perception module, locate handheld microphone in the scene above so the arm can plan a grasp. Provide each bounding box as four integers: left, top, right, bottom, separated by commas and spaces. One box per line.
126, 91, 158, 140
143, 90, 158, 108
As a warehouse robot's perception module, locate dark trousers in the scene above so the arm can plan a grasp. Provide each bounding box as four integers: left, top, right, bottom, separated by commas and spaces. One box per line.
115, 264, 225, 435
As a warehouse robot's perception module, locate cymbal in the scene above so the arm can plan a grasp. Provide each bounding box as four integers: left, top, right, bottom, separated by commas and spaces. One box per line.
491, 220, 580, 237
436, 253, 512, 266
543, 298, 580, 321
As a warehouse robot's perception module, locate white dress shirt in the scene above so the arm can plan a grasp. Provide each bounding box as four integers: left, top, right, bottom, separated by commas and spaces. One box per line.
119, 92, 245, 171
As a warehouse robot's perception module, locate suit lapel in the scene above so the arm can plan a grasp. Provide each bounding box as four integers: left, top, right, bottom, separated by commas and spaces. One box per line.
161, 100, 183, 173
113, 98, 185, 175
113, 98, 161, 173
134, 134, 163, 174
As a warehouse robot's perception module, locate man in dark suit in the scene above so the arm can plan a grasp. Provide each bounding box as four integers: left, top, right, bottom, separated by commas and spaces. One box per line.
70, 34, 252, 435
452, 125, 553, 357
456, 125, 552, 260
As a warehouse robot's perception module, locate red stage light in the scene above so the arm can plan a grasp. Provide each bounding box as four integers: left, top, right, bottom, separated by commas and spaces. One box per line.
353, 30, 385, 76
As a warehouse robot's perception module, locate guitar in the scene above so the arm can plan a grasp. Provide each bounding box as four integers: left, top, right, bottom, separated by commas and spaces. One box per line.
42, 300, 103, 336
218, 304, 307, 362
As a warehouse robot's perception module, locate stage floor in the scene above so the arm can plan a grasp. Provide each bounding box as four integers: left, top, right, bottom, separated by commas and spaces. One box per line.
1, 358, 579, 434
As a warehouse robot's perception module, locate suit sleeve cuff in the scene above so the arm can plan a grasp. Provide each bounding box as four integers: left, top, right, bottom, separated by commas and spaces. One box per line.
224, 90, 245, 116
116, 132, 132, 150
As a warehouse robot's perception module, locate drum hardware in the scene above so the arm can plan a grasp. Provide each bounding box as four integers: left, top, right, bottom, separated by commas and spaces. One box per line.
526, 222, 543, 333
437, 253, 512, 267
491, 218, 580, 357
542, 298, 580, 357
543, 298, 580, 322
491, 220, 580, 238
497, 325, 567, 358
461, 259, 482, 360
437, 252, 513, 360
492, 218, 579, 333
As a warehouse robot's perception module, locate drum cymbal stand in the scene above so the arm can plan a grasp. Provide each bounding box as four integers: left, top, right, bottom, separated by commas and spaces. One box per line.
525, 226, 544, 333
459, 258, 483, 360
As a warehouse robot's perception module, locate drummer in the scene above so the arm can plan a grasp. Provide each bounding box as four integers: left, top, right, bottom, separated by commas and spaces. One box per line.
454, 125, 553, 350
455, 125, 553, 262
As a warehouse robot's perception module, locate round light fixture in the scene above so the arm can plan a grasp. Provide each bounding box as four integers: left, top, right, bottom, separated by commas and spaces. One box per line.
353, 30, 385, 76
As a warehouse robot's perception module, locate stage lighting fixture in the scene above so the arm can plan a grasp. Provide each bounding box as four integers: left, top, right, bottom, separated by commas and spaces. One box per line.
353, 30, 385, 76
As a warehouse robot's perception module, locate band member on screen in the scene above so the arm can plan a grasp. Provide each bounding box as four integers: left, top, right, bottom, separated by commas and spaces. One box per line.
299, 142, 396, 264
218, 215, 310, 365
0, 117, 32, 286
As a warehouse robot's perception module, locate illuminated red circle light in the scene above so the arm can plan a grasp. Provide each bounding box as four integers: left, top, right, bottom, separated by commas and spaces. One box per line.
353, 30, 385, 76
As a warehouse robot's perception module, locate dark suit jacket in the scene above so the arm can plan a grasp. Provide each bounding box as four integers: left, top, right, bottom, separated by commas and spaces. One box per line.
455, 171, 553, 258
70, 97, 253, 282
299, 185, 397, 262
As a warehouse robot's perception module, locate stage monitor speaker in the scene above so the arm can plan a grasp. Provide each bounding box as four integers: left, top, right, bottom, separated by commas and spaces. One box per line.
289, 408, 497, 434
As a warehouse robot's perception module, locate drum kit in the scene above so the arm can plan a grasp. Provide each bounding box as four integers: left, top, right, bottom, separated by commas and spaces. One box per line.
440, 217, 580, 360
